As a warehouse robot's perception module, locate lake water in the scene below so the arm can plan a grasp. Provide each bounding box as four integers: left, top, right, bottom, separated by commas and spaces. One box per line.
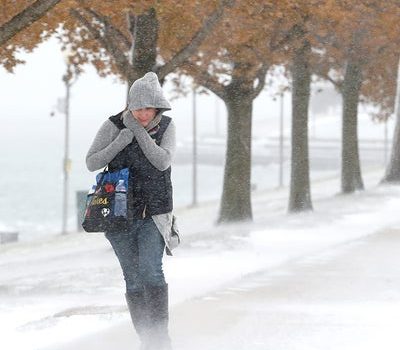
0, 113, 296, 241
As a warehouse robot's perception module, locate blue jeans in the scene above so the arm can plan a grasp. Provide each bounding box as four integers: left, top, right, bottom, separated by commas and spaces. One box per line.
105, 217, 166, 293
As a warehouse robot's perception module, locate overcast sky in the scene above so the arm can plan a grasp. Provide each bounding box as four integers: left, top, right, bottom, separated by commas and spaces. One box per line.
0, 37, 298, 140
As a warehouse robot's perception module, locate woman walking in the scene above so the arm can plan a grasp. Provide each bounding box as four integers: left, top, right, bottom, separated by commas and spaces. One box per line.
86, 72, 177, 350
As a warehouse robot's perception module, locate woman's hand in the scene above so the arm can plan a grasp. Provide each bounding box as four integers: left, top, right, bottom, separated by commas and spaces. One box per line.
118, 128, 134, 145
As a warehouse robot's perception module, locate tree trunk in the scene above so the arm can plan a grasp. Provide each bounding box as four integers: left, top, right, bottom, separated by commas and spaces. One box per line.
289, 40, 313, 212
218, 91, 253, 223
341, 59, 364, 193
382, 58, 400, 183
127, 8, 159, 85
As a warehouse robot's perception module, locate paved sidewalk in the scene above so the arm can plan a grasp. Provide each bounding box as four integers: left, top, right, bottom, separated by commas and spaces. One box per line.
50, 228, 400, 350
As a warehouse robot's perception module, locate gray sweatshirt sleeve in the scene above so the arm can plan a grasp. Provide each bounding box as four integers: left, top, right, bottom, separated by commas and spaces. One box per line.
123, 114, 176, 171
85, 120, 134, 172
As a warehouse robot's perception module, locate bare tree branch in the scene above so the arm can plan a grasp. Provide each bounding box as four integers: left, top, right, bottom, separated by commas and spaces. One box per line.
188, 64, 227, 100
0, 0, 62, 47
327, 75, 342, 91
314, 65, 342, 91
83, 7, 131, 51
156, 0, 236, 80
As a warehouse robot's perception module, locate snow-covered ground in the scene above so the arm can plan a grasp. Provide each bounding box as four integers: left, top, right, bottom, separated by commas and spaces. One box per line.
2, 168, 400, 350
55, 226, 400, 350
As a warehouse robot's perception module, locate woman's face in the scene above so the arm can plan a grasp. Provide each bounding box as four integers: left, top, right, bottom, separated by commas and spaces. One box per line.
131, 108, 157, 127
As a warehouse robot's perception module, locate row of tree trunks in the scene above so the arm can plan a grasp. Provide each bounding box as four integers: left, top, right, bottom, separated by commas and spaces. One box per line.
3, 1, 400, 227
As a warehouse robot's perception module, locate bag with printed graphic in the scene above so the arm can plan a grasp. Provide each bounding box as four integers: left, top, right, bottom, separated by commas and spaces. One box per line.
82, 167, 130, 232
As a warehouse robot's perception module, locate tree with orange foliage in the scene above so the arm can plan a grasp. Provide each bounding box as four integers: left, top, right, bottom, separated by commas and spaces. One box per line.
272, 0, 325, 213
178, 0, 335, 218
313, 0, 400, 193
1, 0, 233, 79
177, 1, 286, 222
61, 0, 234, 85
0, 0, 70, 70
179, 0, 319, 220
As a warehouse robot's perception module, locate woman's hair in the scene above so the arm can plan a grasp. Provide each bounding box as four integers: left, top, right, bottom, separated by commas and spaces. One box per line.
121, 106, 161, 116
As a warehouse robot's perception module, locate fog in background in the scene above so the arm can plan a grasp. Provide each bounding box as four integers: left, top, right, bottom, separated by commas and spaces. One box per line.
0, 37, 392, 239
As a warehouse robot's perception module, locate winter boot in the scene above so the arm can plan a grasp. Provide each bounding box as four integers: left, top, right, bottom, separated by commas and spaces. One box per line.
125, 289, 150, 349
146, 284, 172, 350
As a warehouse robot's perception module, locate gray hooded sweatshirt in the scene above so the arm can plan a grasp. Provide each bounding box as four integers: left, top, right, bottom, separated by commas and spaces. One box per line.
85, 72, 178, 252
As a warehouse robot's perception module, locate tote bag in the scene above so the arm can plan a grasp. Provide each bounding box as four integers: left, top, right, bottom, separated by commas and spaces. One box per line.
82, 167, 130, 232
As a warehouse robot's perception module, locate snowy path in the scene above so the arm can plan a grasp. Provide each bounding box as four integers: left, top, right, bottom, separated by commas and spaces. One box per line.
3, 169, 400, 350
50, 228, 400, 350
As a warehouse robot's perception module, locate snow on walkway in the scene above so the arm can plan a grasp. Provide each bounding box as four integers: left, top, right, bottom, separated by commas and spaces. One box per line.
2, 169, 400, 349
171, 228, 400, 350
50, 227, 400, 350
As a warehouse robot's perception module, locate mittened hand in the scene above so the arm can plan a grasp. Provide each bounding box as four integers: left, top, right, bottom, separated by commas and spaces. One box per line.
123, 111, 141, 131
117, 128, 134, 145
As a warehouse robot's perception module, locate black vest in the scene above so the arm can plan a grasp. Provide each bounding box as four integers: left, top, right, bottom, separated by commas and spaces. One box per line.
108, 111, 173, 219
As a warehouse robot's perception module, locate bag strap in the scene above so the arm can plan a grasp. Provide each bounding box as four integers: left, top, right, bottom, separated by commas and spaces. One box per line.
94, 165, 108, 192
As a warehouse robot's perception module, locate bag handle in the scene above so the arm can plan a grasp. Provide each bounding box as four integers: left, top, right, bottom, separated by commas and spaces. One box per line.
94, 165, 108, 192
